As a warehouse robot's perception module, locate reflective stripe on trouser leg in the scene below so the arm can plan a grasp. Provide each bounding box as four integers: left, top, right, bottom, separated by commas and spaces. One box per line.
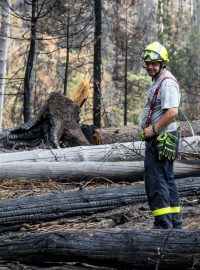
171, 206, 181, 213
152, 206, 171, 217
152, 206, 181, 216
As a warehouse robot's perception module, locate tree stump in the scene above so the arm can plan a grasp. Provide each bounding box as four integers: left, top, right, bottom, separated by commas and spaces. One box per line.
0, 92, 90, 149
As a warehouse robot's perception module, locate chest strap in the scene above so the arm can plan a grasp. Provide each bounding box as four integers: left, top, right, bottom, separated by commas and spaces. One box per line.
145, 76, 178, 128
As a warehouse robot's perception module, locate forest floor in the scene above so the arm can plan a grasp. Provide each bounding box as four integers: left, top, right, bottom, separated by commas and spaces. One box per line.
0, 178, 199, 269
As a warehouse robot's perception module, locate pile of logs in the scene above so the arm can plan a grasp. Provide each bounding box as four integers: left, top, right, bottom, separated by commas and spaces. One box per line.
0, 91, 199, 269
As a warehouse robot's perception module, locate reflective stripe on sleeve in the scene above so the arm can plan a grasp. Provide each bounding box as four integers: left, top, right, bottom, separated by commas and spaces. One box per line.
152, 207, 171, 217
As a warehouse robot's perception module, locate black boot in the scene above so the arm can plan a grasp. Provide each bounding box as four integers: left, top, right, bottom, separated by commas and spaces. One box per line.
172, 213, 182, 229
153, 214, 173, 229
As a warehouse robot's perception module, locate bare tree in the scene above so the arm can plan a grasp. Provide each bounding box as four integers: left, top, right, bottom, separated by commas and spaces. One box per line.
23, 0, 37, 122
23, 0, 58, 122
93, 0, 102, 128
48, 0, 93, 96
0, 0, 11, 129
112, 0, 147, 126
5, 0, 58, 122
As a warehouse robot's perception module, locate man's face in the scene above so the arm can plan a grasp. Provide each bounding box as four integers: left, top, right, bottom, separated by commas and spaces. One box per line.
143, 61, 161, 77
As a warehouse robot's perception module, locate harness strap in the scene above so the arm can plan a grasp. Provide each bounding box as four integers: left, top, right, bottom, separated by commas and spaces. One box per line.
145, 76, 178, 128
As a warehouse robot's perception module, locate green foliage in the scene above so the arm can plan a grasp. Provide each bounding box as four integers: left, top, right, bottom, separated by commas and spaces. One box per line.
156, 0, 200, 120
4, 1, 200, 127
170, 33, 200, 85
157, 0, 173, 45
127, 72, 151, 125
67, 71, 88, 99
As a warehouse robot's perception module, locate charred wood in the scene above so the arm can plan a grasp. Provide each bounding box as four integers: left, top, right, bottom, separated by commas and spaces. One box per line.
93, 126, 142, 144
0, 177, 199, 229
0, 92, 90, 149
0, 229, 199, 269
3, 261, 115, 270
93, 120, 200, 145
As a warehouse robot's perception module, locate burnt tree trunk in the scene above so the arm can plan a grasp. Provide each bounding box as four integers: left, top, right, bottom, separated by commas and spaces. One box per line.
93, 0, 102, 128
0, 92, 90, 149
0, 263, 108, 270
0, 177, 198, 230
0, 229, 199, 269
93, 126, 142, 144
93, 121, 200, 144
23, 0, 37, 122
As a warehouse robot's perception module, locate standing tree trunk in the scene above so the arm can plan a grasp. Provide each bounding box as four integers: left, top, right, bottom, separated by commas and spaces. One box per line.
124, 3, 128, 126
63, 7, 70, 96
23, 0, 37, 122
93, 0, 102, 128
0, 0, 10, 130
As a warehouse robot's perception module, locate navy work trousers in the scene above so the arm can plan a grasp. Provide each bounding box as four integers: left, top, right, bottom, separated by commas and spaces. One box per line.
144, 134, 182, 229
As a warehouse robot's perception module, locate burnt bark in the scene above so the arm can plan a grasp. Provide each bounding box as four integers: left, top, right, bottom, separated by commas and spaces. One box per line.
93, 126, 142, 144
93, 0, 102, 128
0, 92, 90, 149
23, 0, 37, 122
0, 177, 199, 230
1, 263, 108, 270
93, 120, 200, 144
0, 229, 199, 269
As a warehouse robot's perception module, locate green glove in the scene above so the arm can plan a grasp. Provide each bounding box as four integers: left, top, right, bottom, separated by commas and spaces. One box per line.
157, 133, 168, 160
139, 131, 145, 141
163, 133, 178, 160
157, 133, 178, 160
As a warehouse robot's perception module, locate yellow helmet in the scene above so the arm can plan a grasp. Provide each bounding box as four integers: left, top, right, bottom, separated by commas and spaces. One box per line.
141, 41, 169, 63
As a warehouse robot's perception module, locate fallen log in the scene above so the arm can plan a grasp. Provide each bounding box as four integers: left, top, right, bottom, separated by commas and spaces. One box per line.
93, 120, 200, 144
0, 177, 199, 229
0, 159, 199, 181
0, 229, 199, 269
0, 136, 199, 163
0, 142, 144, 162
0, 263, 107, 270
93, 126, 142, 144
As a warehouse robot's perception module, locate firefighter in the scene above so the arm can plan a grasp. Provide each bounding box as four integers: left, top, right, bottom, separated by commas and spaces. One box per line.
140, 41, 182, 229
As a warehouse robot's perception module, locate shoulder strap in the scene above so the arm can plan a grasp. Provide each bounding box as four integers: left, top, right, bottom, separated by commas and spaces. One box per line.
145, 77, 178, 127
